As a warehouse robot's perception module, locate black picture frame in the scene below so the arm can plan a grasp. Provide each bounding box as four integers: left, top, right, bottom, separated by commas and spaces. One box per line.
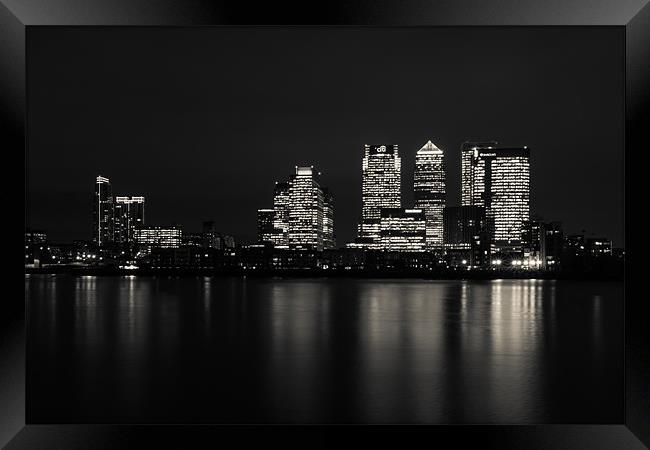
2, 1, 648, 448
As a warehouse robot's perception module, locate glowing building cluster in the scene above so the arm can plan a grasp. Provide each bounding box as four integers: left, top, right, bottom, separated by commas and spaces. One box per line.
93, 175, 145, 246
414, 140, 446, 250
260, 166, 335, 251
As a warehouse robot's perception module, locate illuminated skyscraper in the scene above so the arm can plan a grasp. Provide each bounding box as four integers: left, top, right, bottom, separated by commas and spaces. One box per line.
462, 146, 530, 255
93, 175, 113, 246
114, 196, 145, 244
461, 141, 498, 206
272, 181, 290, 247
414, 140, 446, 250
288, 166, 324, 251
257, 208, 275, 244
380, 208, 426, 252
322, 188, 335, 250
359, 144, 401, 247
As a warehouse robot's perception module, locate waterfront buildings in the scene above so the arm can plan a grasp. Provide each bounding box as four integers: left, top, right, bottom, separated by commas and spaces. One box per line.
414, 140, 446, 250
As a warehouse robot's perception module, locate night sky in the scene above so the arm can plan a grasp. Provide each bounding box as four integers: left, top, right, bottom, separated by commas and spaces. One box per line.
27, 27, 624, 246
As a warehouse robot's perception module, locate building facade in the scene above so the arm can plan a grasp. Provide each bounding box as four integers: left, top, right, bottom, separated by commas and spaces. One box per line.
443, 205, 488, 267
414, 140, 446, 250
257, 208, 275, 244
288, 166, 324, 251
461, 141, 498, 206
359, 144, 401, 248
113, 196, 145, 244
461, 146, 530, 257
380, 208, 426, 252
134, 226, 182, 249
272, 181, 290, 247
322, 188, 335, 250
93, 175, 113, 246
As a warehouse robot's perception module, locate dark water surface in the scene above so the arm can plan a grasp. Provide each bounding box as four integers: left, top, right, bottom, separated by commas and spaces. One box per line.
26, 275, 623, 423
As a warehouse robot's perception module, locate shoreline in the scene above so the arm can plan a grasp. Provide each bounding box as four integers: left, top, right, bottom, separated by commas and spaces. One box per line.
24, 267, 623, 281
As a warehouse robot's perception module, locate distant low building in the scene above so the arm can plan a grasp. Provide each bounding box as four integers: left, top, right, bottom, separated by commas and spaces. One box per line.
25, 229, 48, 266
134, 226, 182, 250
380, 208, 426, 252
182, 231, 204, 247
587, 238, 612, 257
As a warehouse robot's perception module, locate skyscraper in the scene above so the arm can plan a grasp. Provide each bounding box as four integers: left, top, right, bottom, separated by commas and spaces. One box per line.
114, 196, 145, 244
257, 208, 275, 244
414, 140, 446, 250
93, 175, 113, 246
202, 221, 220, 249
359, 144, 401, 248
461, 141, 498, 206
322, 188, 335, 250
288, 166, 324, 251
461, 145, 530, 256
380, 208, 426, 252
272, 181, 290, 247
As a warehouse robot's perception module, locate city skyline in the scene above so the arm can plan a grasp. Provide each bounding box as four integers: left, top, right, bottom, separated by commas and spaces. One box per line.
34, 136, 620, 249
28, 28, 624, 247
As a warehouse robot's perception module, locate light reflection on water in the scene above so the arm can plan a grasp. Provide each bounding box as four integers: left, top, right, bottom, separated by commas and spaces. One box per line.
27, 276, 623, 424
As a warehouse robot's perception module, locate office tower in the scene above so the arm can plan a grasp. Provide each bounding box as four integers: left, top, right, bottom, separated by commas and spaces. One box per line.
322, 188, 335, 250
134, 226, 182, 249
257, 208, 275, 244
461, 145, 530, 256
414, 140, 446, 250
272, 181, 290, 247
288, 166, 324, 251
93, 175, 113, 246
359, 144, 401, 248
541, 221, 563, 268
461, 141, 498, 206
443, 205, 488, 267
202, 221, 220, 249
113, 196, 145, 244
521, 219, 544, 267
380, 208, 426, 252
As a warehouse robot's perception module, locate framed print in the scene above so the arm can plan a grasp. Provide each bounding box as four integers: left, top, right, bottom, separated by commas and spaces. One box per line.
2, 0, 649, 448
